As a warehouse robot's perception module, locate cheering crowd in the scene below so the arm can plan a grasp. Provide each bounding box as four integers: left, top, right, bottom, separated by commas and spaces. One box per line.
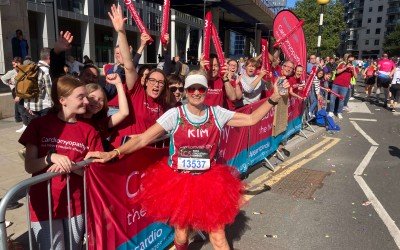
1, 3, 400, 250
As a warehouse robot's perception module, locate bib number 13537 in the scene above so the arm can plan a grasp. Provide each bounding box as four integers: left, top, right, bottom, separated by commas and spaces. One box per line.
177, 148, 210, 171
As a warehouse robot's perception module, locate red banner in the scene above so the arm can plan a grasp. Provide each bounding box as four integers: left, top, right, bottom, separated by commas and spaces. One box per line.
86, 146, 172, 249
124, 0, 154, 44
302, 66, 317, 98
273, 10, 306, 81
203, 11, 212, 71
261, 39, 272, 81
160, 0, 170, 45
211, 23, 225, 76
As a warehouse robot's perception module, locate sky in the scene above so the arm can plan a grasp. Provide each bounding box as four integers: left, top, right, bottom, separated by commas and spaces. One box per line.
286, 0, 297, 8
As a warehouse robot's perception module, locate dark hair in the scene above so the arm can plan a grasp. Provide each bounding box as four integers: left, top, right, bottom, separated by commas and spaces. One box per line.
12, 57, 22, 64
80, 64, 100, 76
165, 74, 184, 108
144, 68, 168, 101
316, 68, 325, 79
138, 65, 153, 78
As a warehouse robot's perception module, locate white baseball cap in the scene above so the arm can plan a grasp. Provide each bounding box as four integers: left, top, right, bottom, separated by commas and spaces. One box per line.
184, 74, 208, 89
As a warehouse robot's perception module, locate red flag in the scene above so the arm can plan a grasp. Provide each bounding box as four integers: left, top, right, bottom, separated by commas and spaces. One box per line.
273, 10, 306, 81
261, 39, 272, 81
211, 23, 225, 76
203, 11, 212, 71
160, 0, 170, 45
302, 66, 317, 98
124, 0, 154, 44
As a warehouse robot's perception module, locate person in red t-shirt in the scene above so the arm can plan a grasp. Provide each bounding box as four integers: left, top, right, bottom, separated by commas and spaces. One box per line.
199, 54, 237, 107
107, 5, 167, 147
80, 73, 129, 150
288, 65, 306, 100
328, 54, 358, 118
224, 59, 243, 110
19, 75, 103, 249
86, 70, 290, 250
362, 61, 377, 100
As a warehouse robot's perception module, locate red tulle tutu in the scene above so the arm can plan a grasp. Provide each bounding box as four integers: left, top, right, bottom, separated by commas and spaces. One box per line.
139, 159, 245, 232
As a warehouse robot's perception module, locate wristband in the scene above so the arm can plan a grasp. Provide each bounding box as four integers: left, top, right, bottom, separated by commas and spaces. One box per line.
268, 98, 279, 106
45, 149, 55, 165
112, 148, 121, 157
223, 78, 229, 83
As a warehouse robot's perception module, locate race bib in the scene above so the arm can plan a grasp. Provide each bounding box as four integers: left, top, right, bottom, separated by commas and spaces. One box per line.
178, 149, 210, 171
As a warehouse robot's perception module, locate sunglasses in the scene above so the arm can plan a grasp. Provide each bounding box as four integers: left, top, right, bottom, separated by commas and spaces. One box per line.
169, 86, 184, 92
187, 86, 207, 94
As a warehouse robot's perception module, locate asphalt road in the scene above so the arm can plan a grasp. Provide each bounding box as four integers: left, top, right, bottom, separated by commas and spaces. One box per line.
191, 89, 400, 250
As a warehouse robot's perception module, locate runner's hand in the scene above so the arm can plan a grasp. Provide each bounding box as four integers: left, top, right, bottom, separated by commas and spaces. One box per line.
54, 31, 73, 54
85, 151, 117, 163
199, 54, 209, 71
108, 4, 127, 33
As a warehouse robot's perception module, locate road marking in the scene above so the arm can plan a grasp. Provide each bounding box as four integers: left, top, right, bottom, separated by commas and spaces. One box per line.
350, 121, 379, 146
244, 137, 340, 201
354, 146, 378, 176
349, 118, 377, 122
351, 121, 400, 248
348, 102, 372, 114
0, 93, 11, 97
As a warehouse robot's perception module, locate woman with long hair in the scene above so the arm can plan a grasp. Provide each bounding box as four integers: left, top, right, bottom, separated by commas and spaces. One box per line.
19, 75, 103, 249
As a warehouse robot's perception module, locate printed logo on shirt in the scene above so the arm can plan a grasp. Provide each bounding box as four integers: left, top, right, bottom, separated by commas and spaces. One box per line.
41, 137, 88, 153
143, 101, 161, 113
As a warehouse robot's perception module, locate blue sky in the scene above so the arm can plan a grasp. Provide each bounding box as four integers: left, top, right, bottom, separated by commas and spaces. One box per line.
287, 0, 297, 8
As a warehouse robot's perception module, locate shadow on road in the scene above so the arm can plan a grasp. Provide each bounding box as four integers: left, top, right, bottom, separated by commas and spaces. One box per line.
389, 146, 400, 159
189, 211, 250, 250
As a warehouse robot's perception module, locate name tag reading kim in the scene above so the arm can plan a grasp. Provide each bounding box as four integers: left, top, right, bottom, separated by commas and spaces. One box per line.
178, 149, 210, 171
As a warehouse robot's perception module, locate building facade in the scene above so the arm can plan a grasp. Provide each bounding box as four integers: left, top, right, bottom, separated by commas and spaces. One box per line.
0, 0, 203, 74
341, 0, 398, 59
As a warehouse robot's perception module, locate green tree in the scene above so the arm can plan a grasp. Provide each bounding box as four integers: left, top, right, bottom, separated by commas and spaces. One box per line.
383, 25, 400, 56
291, 0, 345, 57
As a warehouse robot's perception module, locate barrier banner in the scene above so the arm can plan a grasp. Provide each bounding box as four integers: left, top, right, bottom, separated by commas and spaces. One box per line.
218, 105, 252, 173
160, 0, 170, 45
211, 23, 226, 76
203, 11, 212, 71
273, 10, 306, 81
124, 0, 154, 44
86, 147, 174, 250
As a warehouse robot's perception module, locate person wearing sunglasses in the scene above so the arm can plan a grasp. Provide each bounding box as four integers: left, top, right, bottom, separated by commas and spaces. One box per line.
105, 5, 168, 148
86, 69, 290, 250
165, 74, 185, 108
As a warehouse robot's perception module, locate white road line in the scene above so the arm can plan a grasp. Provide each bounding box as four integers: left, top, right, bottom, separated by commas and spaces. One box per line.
352, 121, 400, 249
350, 121, 379, 146
354, 174, 400, 248
349, 118, 377, 122
0, 93, 11, 97
354, 146, 378, 176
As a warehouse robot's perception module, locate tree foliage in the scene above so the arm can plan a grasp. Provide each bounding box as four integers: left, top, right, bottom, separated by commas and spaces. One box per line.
383, 25, 400, 56
291, 0, 345, 58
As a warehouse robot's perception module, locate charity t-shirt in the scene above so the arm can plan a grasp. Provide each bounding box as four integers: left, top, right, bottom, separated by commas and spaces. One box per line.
19, 112, 103, 221
204, 77, 226, 107
378, 58, 396, 73
157, 104, 235, 132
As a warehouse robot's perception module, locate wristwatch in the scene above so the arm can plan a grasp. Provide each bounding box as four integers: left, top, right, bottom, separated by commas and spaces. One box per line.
45, 149, 55, 165
223, 78, 229, 83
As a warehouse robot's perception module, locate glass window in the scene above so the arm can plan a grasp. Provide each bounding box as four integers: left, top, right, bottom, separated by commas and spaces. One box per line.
378, 6, 383, 12
377, 17, 382, 23
367, 18, 371, 23
369, 7, 372, 12
376, 28, 381, 34
366, 29, 370, 34
374, 39, 379, 45
365, 40, 369, 45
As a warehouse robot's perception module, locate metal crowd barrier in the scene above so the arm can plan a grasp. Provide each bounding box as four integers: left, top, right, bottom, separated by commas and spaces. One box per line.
0, 134, 171, 250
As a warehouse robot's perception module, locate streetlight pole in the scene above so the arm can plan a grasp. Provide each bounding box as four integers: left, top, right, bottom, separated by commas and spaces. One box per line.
316, 0, 330, 57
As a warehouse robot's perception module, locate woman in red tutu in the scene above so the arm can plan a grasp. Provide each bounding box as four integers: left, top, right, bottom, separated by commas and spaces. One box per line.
87, 71, 289, 250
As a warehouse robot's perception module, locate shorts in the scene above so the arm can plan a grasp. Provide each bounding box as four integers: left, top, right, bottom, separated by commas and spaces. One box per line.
390, 84, 400, 103
365, 76, 376, 85
377, 75, 391, 88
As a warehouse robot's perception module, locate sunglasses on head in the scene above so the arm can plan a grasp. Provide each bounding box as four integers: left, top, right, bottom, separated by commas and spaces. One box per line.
187, 86, 207, 94
169, 86, 184, 92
